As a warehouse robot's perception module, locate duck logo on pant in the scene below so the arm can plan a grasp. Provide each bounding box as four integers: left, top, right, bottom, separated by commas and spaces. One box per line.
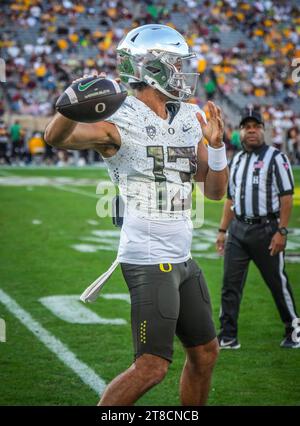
159, 263, 173, 273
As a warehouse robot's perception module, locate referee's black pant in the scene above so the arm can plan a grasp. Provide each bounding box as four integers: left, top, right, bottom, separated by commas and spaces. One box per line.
220, 218, 298, 338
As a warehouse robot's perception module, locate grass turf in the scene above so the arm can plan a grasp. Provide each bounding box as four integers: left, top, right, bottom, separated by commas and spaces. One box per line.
0, 166, 299, 405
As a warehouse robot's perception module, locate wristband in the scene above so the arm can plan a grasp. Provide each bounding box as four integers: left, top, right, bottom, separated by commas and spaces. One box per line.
218, 228, 227, 233
207, 143, 227, 171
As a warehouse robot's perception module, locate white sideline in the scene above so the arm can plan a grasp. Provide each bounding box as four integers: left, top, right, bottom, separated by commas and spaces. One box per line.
0, 289, 106, 395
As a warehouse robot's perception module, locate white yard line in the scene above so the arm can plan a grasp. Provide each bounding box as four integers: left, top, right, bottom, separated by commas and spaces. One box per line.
53, 185, 100, 199
0, 289, 106, 395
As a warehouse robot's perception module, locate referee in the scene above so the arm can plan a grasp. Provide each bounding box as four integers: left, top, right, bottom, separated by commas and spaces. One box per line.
216, 107, 299, 349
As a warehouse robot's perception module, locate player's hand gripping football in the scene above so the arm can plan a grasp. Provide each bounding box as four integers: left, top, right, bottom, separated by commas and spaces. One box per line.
72, 72, 121, 84
196, 101, 224, 148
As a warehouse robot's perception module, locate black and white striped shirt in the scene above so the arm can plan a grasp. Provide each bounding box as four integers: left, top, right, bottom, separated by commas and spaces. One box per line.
228, 144, 294, 217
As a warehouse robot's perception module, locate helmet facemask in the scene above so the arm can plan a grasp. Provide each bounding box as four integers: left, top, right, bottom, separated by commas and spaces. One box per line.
117, 49, 199, 101
156, 52, 199, 100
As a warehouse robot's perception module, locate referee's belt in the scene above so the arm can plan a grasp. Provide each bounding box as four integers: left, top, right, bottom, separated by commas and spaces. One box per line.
235, 213, 279, 224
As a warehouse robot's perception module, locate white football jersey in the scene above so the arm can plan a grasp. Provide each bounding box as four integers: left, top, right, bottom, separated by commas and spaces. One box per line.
103, 95, 204, 264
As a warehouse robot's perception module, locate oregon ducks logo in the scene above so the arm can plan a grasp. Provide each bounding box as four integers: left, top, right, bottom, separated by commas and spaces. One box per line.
95, 103, 106, 113
159, 263, 173, 273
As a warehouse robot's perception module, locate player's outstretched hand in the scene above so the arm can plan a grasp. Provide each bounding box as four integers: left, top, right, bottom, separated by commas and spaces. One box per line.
196, 101, 224, 148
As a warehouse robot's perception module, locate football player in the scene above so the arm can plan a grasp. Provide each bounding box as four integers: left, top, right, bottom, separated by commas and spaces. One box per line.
44, 24, 228, 406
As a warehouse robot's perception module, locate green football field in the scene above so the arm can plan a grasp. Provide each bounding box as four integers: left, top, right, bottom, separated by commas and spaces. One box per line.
0, 166, 299, 406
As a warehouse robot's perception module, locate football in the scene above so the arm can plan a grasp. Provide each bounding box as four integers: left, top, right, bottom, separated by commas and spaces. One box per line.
55, 76, 127, 123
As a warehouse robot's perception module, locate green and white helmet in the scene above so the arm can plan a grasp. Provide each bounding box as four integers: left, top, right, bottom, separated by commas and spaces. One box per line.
117, 24, 199, 101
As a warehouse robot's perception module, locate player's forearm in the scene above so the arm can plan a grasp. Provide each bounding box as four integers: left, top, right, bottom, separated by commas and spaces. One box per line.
44, 113, 77, 147
204, 166, 229, 200
219, 198, 234, 230
278, 195, 293, 228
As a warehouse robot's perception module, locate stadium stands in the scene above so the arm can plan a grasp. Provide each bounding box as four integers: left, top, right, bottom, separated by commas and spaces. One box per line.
0, 0, 299, 165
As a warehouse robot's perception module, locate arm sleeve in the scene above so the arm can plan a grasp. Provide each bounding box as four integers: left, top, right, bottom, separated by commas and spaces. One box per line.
273, 153, 294, 196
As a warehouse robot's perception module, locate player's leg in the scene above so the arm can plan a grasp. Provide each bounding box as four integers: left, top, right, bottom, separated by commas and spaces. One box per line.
98, 353, 169, 406
176, 260, 219, 405
98, 263, 181, 405
180, 339, 219, 406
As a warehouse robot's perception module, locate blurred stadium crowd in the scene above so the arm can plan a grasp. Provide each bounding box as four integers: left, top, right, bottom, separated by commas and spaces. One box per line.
0, 0, 300, 166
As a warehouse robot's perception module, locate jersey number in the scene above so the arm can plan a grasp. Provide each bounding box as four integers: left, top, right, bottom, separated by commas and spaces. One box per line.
147, 146, 197, 211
